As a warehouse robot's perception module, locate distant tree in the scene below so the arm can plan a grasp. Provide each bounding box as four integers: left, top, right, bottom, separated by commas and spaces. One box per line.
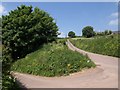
0, 17, 1, 27
82, 26, 95, 38
68, 31, 75, 38
109, 30, 112, 34
104, 30, 109, 35
104, 30, 112, 35
0, 18, 1, 40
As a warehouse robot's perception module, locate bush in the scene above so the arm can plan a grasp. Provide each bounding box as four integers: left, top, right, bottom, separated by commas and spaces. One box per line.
2, 73, 21, 90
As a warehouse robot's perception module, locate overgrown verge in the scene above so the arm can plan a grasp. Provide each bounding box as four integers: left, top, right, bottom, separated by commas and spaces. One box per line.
2, 73, 20, 90
11, 40, 96, 77
70, 34, 119, 57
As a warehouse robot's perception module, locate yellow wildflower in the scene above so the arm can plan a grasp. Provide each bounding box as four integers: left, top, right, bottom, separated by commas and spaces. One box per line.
67, 64, 71, 67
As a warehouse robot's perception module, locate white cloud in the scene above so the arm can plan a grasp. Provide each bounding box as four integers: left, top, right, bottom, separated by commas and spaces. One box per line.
0, 4, 7, 16
108, 12, 118, 26
58, 32, 66, 38
109, 19, 118, 25
111, 12, 118, 17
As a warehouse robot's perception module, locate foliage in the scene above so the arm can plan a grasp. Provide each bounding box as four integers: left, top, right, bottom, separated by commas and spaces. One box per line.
70, 34, 119, 57
96, 32, 105, 36
82, 26, 95, 38
1, 46, 21, 90
104, 30, 112, 35
109, 30, 112, 34
2, 73, 21, 90
0, 17, 1, 27
11, 39, 96, 77
96, 30, 112, 36
2, 5, 58, 89
2, 5, 58, 60
68, 31, 75, 38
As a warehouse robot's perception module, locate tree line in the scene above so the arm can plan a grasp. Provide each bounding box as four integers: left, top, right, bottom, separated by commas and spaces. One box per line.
68, 26, 112, 38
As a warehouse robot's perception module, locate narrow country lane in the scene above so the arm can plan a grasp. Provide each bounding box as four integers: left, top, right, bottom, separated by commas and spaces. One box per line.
11, 40, 118, 88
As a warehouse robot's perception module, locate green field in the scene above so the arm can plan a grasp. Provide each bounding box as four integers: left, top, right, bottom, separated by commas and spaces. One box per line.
11, 39, 96, 77
70, 34, 119, 57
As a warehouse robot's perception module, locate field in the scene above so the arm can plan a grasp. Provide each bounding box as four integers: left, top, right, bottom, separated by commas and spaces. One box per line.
11, 39, 96, 77
70, 34, 119, 57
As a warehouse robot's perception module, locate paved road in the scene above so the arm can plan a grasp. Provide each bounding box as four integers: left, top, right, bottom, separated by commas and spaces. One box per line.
11, 40, 118, 88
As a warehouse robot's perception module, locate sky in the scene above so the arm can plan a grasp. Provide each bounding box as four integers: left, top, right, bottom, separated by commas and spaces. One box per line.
0, 2, 118, 37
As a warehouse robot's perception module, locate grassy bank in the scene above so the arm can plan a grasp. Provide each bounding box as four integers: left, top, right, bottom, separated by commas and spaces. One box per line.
70, 34, 119, 57
11, 39, 95, 77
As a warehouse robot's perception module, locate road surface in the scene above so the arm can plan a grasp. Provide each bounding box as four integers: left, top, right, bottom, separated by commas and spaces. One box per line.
11, 40, 118, 88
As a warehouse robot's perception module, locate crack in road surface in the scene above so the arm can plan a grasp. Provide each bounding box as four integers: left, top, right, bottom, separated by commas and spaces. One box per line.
11, 40, 118, 88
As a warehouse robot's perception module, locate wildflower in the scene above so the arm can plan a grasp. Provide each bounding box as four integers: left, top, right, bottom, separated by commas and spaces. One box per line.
9, 76, 12, 79
87, 60, 90, 63
51, 49, 54, 52
67, 64, 71, 67
25, 56, 28, 59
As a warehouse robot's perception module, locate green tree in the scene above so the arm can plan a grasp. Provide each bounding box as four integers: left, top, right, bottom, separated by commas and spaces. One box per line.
0, 17, 2, 27
2, 5, 58, 60
109, 30, 112, 34
68, 31, 75, 38
0, 17, 1, 40
104, 30, 109, 35
82, 26, 95, 38
104, 30, 112, 35
2, 5, 59, 89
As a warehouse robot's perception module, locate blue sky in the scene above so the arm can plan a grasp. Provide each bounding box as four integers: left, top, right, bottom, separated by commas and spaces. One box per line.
0, 2, 118, 37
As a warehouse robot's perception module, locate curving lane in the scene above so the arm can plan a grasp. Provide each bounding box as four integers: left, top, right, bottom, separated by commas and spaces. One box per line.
11, 40, 118, 88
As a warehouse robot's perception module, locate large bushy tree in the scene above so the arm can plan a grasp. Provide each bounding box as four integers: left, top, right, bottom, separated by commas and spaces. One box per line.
2, 5, 58, 60
68, 31, 75, 38
82, 26, 95, 38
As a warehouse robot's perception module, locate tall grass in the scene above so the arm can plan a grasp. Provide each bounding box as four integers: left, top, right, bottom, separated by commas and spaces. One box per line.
11, 39, 96, 77
70, 34, 119, 57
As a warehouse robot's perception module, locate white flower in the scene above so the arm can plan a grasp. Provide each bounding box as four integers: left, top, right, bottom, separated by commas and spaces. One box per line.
9, 76, 12, 79
87, 60, 90, 63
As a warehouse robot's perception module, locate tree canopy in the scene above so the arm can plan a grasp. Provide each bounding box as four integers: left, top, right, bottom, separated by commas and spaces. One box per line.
104, 30, 112, 35
2, 5, 58, 60
68, 31, 75, 38
82, 26, 95, 38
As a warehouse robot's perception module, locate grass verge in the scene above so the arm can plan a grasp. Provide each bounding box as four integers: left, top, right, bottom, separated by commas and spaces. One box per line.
11, 39, 96, 77
70, 34, 119, 57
